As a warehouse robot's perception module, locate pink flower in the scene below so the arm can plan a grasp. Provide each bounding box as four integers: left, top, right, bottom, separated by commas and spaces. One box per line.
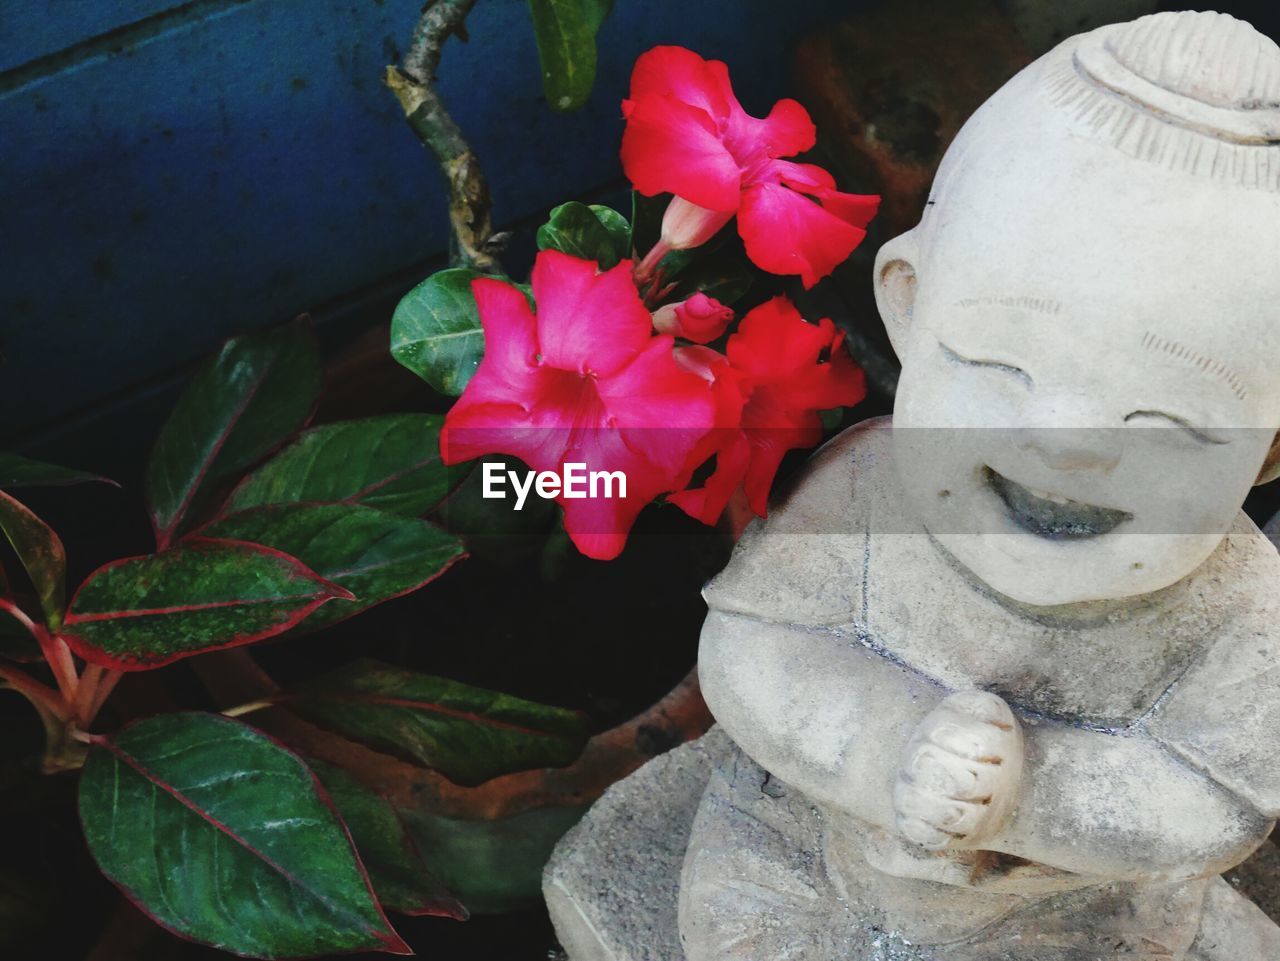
441, 251, 717, 560
621, 46, 880, 288
670, 296, 865, 525
652, 293, 734, 344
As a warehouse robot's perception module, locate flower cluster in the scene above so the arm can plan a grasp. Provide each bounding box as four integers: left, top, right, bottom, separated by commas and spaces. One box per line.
624, 46, 880, 288
441, 46, 877, 559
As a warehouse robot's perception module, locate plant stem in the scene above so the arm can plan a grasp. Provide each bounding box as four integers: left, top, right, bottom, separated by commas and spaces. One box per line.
37, 629, 78, 703
0, 600, 80, 703
634, 240, 671, 289
0, 663, 67, 720
387, 0, 499, 272
75, 663, 103, 722
85, 669, 123, 725
221, 699, 275, 719
75, 664, 123, 726
0, 597, 38, 635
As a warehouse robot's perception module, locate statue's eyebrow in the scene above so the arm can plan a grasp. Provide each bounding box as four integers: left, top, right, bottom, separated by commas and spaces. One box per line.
1140, 331, 1247, 401
952, 296, 1063, 316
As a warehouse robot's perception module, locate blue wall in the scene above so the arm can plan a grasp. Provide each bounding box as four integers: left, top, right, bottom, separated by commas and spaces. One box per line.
0, 0, 851, 451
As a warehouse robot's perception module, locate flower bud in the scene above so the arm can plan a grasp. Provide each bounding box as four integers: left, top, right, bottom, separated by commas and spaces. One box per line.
652, 293, 734, 344
660, 196, 733, 251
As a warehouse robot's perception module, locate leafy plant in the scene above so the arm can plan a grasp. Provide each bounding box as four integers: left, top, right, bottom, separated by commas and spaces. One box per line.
0, 11, 880, 958
0, 320, 592, 957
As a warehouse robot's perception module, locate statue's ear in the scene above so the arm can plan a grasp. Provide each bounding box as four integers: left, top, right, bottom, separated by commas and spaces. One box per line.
1256, 432, 1280, 485
874, 229, 920, 362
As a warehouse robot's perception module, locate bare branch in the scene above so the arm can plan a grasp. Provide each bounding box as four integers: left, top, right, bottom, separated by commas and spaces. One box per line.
387, 0, 500, 272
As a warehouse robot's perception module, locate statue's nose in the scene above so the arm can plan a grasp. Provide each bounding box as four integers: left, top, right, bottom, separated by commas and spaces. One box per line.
1015, 426, 1122, 472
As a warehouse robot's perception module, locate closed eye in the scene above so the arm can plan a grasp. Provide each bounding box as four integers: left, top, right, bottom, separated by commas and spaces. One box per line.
1124, 410, 1229, 446
939, 342, 1033, 388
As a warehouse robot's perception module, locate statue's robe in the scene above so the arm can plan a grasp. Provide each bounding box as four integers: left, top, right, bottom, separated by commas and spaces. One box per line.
683, 418, 1280, 961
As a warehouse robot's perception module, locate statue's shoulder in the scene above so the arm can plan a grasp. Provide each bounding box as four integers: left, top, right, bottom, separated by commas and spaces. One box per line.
1145, 514, 1280, 815
701, 417, 894, 628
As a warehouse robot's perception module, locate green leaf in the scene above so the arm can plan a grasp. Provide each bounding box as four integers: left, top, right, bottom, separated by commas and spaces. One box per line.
224, 415, 455, 517
281, 659, 589, 786
527, 0, 612, 111
819, 406, 847, 432
146, 321, 321, 548
61, 540, 353, 670
390, 268, 485, 397
585, 0, 613, 30
204, 504, 464, 631
536, 201, 628, 269
0, 491, 65, 628
0, 452, 116, 490
590, 204, 630, 254
78, 713, 409, 958
309, 759, 467, 919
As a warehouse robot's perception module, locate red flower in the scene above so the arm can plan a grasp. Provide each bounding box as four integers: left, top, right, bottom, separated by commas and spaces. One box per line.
622, 46, 880, 288
670, 296, 865, 525
652, 292, 734, 344
441, 250, 716, 560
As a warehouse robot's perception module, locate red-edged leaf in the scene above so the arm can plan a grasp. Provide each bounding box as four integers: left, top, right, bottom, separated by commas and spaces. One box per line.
79, 713, 410, 958
309, 758, 468, 919
146, 321, 320, 549
0, 490, 66, 628
223, 415, 457, 518
203, 503, 465, 632
280, 660, 589, 786
61, 539, 354, 671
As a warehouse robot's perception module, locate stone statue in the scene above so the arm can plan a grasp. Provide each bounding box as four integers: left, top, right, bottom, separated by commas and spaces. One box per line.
545, 12, 1280, 960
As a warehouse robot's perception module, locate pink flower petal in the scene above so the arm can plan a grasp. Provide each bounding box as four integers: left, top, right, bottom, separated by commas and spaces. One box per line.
729, 299, 866, 413
758, 98, 817, 156
555, 418, 700, 561
668, 430, 752, 527
627, 46, 731, 121
772, 159, 836, 191
740, 412, 819, 517
621, 94, 742, 211
814, 188, 881, 230
726, 98, 816, 165
775, 161, 880, 231
465, 278, 540, 399
440, 401, 567, 471
728, 298, 827, 380
597, 335, 718, 479
532, 253, 653, 377
737, 181, 866, 288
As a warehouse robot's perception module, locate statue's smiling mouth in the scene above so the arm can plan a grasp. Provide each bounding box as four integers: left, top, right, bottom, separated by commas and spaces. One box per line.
983, 467, 1132, 540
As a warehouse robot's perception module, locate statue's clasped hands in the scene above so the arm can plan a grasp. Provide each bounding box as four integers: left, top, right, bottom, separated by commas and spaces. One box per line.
893, 690, 1025, 851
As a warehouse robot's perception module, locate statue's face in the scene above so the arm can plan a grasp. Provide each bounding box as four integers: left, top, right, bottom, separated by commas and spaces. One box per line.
891, 151, 1280, 606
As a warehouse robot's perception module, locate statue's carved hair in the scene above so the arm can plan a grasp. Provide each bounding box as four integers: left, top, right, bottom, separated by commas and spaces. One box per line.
1043, 12, 1280, 191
